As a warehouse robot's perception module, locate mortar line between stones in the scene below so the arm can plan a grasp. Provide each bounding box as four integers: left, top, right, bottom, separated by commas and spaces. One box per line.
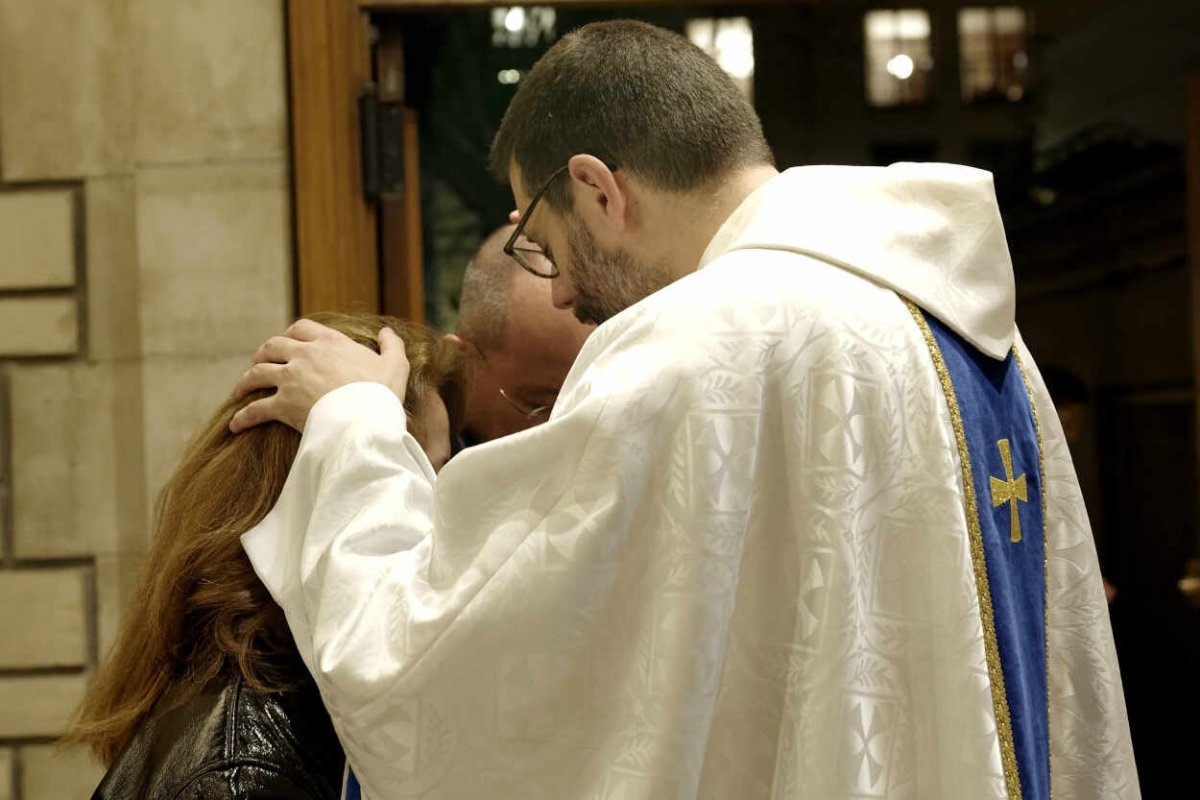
8, 557, 94, 570
0, 665, 87, 679
73, 182, 89, 363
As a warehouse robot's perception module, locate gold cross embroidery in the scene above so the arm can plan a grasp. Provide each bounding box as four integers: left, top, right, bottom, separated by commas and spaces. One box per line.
989, 438, 1028, 543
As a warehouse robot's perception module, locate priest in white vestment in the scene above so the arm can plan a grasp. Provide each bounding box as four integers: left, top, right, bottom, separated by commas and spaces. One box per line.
237, 21, 1137, 800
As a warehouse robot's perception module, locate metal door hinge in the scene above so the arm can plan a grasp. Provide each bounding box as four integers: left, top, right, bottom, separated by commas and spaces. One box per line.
359, 82, 405, 201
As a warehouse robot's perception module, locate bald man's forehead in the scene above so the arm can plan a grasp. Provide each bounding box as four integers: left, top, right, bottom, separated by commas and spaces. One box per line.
506, 269, 567, 327
499, 274, 589, 357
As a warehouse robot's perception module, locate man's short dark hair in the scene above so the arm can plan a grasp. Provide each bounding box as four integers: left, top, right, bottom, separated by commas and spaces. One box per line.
490, 20, 774, 209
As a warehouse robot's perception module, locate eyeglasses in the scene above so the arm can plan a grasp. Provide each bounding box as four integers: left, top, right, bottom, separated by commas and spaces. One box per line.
468, 341, 554, 422
503, 160, 618, 279
504, 164, 568, 279
498, 387, 552, 421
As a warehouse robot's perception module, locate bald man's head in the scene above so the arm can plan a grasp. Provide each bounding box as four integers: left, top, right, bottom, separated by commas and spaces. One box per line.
449, 224, 592, 442
457, 224, 520, 354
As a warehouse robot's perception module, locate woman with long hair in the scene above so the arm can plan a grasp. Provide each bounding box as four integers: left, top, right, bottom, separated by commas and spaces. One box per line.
62, 313, 463, 799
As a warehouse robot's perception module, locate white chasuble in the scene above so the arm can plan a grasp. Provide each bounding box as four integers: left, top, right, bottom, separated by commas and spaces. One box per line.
243, 164, 1138, 799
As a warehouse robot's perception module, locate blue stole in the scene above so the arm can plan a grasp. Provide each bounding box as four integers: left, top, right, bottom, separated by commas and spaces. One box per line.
344, 767, 362, 799
911, 304, 1049, 800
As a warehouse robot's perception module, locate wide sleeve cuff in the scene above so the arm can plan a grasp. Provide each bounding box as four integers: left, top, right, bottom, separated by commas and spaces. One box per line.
242, 380, 411, 600
305, 381, 408, 451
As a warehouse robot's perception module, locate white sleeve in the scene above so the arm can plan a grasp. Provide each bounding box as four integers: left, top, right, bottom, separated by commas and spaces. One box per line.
242, 381, 438, 700
240, 318, 717, 799
240, 363, 654, 797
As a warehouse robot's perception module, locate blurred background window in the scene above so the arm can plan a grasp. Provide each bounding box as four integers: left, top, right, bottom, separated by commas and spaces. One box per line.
686, 17, 756, 101
959, 6, 1029, 102
864, 9, 934, 107
491, 6, 557, 49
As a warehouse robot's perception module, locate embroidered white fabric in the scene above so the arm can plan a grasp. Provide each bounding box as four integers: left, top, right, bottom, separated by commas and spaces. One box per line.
244, 165, 1137, 799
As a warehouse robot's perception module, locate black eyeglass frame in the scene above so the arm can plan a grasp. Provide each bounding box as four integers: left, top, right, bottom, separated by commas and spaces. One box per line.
503, 160, 618, 279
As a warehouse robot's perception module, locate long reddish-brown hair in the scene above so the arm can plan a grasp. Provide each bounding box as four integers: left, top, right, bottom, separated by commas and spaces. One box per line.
61, 313, 462, 765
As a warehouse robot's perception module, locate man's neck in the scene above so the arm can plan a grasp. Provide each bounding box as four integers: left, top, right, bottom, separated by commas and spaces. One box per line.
647, 164, 780, 281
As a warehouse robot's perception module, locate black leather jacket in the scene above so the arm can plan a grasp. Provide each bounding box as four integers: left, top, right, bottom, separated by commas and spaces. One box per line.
93, 673, 345, 799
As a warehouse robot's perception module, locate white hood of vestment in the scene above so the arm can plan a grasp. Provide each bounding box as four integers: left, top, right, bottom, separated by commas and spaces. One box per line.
700, 163, 1017, 359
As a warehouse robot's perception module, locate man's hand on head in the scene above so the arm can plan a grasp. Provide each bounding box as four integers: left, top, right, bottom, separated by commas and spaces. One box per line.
229, 319, 411, 434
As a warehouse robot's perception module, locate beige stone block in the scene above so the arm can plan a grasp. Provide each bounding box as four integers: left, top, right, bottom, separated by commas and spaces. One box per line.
141, 355, 248, 505
136, 163, 293, 358
0, 296, 78, 356
0, 569, 87, 669
133, 0, 286, 165
20, 743, 105, 799
95, 551, 147, 660
0, 492, 8, 561
0, 392, 8, 489
8, 362, 137, 557
0, 748, 11, 800
0, 753, 10, 800
0, 0, 133, 180
0, 674, 88, 738
86, 177, 141, 361
0, 190, 75, 289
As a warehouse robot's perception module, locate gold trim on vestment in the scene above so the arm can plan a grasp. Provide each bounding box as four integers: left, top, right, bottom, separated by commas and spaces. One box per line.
905, 301, 1023, 800
1013, 347, 1052, 798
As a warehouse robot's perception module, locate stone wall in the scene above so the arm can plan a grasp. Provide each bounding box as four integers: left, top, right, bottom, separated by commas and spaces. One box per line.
0, 1, 293, 796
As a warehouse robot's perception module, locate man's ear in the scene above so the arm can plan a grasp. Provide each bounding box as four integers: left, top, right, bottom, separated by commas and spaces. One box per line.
444, 333, 468, 352
567, 154, 626, 232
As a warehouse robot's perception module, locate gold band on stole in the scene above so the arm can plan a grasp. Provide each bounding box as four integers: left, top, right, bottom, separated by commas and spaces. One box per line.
905, 301, 1050, 799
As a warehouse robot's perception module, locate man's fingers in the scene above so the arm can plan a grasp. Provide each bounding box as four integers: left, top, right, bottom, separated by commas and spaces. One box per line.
508, 209, 521, 224
253, 336, 304, 365
229, 395, 281, 434
234, 362, 287, 399
285, 318, 333, 342
377, 327, 412, 404
377, 326, 407, 360
231, 319, 399, 435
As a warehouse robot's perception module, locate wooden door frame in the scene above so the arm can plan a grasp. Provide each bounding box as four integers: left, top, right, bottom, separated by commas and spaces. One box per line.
287, 0, 378, 316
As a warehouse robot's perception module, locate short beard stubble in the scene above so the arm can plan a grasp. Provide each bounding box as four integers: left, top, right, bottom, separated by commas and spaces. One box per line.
565, 216, 674, 326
